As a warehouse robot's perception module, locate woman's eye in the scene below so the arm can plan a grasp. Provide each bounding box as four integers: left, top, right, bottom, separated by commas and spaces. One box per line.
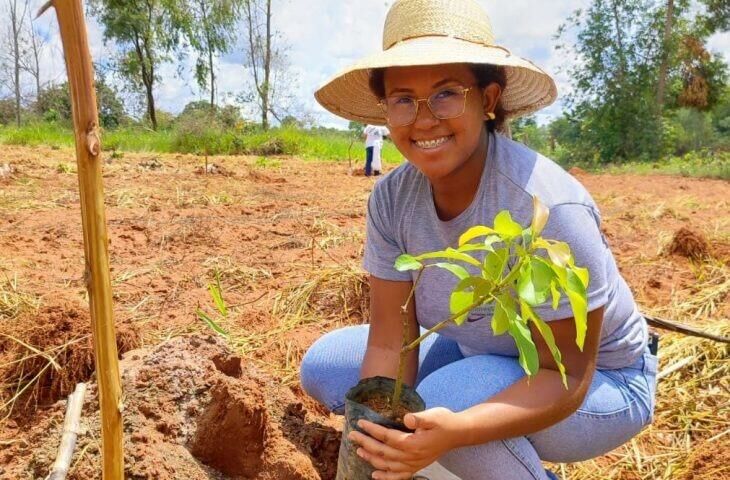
390, 96, 413, 106
433, 89, 459, 100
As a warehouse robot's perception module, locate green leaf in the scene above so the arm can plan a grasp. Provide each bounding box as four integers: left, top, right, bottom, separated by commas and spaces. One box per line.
430, 262, 470, 280
533, 238, 574, 268
483, 247, 509, 281
454, 276, 494, 299
196, 308, 229, 337
415, 248, 481, 268
531, 196, 550, 237
550, 281, 561, 310
494, 211, 523, 239
394, 254, 423, 272
458, 225, 497, 246
450, 289, 473, 326
572, 265, 590, 289
517, 259, 554, 306
209, 280, 227, 317
491, 293, 515, 335
565, 269, 588, 350
508, 319, 540, 377
522, 301, 568, 388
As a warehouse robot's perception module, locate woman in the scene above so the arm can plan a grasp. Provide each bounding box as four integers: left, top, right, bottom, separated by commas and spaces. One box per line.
302, 1, 657, 479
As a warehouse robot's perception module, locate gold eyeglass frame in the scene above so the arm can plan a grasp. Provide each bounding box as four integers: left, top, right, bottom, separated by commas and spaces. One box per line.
378, 86, 474, 127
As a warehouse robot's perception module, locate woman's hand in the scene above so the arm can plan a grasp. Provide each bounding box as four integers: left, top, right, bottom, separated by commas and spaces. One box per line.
348, 407, 469, 480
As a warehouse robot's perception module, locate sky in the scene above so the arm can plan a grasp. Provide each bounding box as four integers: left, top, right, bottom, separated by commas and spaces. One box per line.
5, 0, 730, 129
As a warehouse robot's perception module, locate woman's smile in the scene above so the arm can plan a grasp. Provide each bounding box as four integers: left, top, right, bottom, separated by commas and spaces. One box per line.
412, 134, 454, 151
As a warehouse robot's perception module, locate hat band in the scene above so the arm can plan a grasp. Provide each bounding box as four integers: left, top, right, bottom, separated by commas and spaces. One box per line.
386, 33, 512, 57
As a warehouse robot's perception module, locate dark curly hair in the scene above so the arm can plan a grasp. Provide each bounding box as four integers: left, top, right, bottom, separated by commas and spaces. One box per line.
368, 64, 507, 132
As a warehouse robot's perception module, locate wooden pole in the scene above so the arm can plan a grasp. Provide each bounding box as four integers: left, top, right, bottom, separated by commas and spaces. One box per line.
39, 1, 124, 478
47, 383, 87, 480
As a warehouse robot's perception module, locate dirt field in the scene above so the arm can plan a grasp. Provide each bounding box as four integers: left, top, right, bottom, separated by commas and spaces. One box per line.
0, 145, 728, 479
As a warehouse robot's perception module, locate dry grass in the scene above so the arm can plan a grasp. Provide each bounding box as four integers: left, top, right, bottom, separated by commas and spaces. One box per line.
554, 255, 729, 479
272, 262, 369, 324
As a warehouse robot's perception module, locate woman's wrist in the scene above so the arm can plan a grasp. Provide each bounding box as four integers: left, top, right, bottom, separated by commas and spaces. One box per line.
450, 410, 480, 449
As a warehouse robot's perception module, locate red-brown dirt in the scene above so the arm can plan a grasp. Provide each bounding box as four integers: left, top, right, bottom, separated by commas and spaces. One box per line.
0, 335, 340, 479
0, 146, 728, 479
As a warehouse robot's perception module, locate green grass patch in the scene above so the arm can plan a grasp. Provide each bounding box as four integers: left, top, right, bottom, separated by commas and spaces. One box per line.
586, 150, 730, 180
0, 122, 402, 164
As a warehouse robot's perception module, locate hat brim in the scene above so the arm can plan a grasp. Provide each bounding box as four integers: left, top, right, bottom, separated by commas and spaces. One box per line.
315, 36, 558, 125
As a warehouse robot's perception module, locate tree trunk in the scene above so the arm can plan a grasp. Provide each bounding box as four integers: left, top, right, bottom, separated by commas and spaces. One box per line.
610, 0, 626, 83
9, 0, 23, 125
262, 0, 271, 130
656, 0, 674, 114
208, 44, 215, 109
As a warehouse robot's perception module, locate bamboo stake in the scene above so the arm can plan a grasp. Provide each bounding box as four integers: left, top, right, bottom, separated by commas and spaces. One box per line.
38, 1, 123, 478
47, 383, 87, 480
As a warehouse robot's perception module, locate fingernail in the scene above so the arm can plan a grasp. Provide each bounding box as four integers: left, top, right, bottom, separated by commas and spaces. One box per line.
356, 448, 364, 457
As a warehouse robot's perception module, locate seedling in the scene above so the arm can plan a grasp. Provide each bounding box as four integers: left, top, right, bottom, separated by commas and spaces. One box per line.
389, 196, 590, 410
197, 272, 230, 338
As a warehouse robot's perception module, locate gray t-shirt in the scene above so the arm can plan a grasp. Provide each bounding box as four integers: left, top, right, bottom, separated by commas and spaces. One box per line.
362, 132, 647, 370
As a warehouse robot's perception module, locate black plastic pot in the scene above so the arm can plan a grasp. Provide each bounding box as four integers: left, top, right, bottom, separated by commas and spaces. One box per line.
335, 376, 425, 480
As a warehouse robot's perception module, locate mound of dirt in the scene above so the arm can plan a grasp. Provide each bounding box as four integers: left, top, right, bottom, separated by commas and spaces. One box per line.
0, 335, 340, 480
667, 227, 710, 260
0, 293, 139, 419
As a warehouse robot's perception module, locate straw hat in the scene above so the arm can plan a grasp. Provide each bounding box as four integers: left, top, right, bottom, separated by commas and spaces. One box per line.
315, 0, 557, 125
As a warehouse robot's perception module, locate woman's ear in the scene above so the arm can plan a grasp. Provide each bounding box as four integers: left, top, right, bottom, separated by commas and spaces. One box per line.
482, 83, 502, 120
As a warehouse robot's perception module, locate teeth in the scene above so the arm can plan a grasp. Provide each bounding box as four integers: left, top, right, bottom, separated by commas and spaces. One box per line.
415, 136, 449, 149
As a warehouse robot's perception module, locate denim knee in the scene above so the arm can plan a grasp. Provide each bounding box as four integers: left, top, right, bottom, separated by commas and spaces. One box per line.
299, 325, 368, 413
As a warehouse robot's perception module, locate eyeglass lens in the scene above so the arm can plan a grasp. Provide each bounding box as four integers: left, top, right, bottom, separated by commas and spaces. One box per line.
384, 87, 468, 127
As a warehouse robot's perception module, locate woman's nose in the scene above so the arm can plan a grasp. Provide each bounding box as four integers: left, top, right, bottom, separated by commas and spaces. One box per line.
413, 100, 439, 130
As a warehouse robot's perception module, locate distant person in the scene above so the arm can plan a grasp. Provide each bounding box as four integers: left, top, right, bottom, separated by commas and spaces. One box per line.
363, 124, 389, 176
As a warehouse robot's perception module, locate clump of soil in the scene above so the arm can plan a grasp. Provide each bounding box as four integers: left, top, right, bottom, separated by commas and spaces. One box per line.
0, 293, 139, 419
0, 335, 340, 480
666, 227, 710, 260
680, 439, 730, 479
138, 157, 163, 170
195, 163, 233, 176
568, 166, 587, 176
361, 392, 410, 425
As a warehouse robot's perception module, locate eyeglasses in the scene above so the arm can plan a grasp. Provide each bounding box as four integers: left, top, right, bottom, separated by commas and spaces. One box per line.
378, 86, 473, 127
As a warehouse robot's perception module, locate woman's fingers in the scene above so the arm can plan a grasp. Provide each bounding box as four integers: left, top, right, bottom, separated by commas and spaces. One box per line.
357, 420, 410, 449
356, 448, 412, 474
348, 430, 411, 461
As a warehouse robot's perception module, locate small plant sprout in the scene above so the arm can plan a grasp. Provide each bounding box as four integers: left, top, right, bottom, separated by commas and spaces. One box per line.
390, 196, 590, 410
196, 271, 230, 338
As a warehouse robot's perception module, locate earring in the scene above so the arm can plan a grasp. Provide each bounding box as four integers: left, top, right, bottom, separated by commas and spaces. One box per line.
486, 112, 496, 121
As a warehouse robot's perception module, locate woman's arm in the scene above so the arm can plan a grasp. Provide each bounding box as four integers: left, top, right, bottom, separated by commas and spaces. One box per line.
360, 275, 420, 387
453, 306, 604, 446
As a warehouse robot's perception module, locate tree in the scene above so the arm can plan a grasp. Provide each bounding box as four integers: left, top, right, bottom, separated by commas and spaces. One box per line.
35, 81, 127, 128
0, 0, 30, 125
184, 0, 243, 109
555, 0, 727, 162
20, 5, 45, 101
90, 0, 189, 130
242, 0, 294, 130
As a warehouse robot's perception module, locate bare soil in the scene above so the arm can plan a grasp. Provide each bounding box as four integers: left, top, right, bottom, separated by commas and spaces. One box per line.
0, 146, 728, 479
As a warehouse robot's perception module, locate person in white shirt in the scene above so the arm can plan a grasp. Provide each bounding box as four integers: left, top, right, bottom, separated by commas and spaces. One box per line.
363, 124, 389, 176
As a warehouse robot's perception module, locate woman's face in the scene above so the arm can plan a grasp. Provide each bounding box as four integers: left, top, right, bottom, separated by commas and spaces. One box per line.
382, 64, 500, 182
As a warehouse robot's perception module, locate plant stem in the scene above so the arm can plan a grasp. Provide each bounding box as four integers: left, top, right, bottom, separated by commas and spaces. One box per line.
391, 270, 423, 411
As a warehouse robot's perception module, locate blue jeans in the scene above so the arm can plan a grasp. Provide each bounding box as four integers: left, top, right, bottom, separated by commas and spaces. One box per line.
300, 325, 658, 480
365, 146, 374, 176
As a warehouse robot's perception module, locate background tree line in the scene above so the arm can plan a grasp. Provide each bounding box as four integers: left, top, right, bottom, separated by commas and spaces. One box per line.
0, 0, 288, 131
0, 0, 727, 166
513, 0, 728, 164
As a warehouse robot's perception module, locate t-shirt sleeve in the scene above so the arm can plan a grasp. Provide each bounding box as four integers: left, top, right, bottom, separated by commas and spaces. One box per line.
362, 186, 412, 282
531, 203, 609, 321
